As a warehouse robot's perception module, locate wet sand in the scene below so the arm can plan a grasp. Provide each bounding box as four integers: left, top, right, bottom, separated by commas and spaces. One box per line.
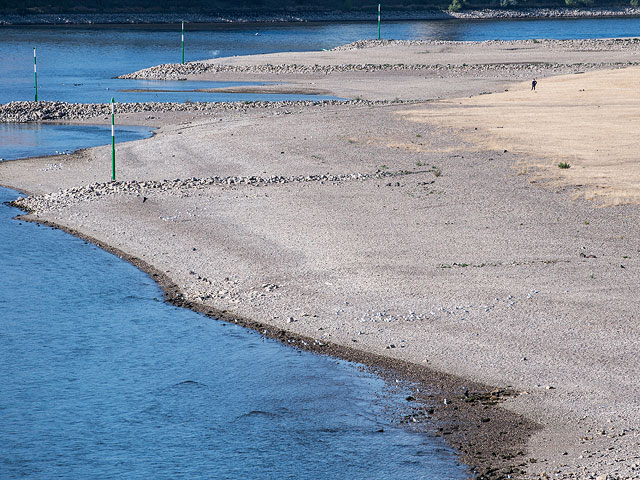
2, 39, 640, 479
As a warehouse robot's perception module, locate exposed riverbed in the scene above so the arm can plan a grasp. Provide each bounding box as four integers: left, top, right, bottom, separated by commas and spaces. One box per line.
0, 186, 469, 479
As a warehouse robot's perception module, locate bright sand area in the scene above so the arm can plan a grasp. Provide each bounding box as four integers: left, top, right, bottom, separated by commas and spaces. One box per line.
403, 67, 640, 205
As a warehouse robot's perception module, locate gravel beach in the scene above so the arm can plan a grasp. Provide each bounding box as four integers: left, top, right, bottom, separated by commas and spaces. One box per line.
2, 7, 640, 25
2, 39, 640, 479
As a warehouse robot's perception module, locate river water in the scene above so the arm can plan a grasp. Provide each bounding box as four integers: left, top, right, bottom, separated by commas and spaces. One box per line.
0, 188, 468, 479
2, 17, 640, 103
1, 16, 637, 478
0, 123, 152, 161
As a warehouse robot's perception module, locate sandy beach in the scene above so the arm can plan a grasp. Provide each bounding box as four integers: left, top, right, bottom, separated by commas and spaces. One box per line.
2, 39, 640, 479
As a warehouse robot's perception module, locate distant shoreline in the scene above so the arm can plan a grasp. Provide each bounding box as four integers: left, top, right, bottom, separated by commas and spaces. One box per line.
2, 7, 640, 25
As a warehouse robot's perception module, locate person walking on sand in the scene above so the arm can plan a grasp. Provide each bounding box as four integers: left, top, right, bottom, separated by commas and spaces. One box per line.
531, 79, 537, 91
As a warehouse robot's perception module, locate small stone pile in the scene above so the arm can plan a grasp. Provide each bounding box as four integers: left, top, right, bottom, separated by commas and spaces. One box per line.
12, 170, 415, 213
111, 37, 640, 81
125, 60, 577, 79
450, 6, 640, 19
0, 99, 385, 123
332, 38, 640, 51
121, 60, 639, 80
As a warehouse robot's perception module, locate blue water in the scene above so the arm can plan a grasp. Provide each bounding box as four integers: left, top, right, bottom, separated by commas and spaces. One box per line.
0, 186, 468, 479
28, 77, 339, 104
2, 17, 640, 103
0, 123, 152, 161
398, 16, 640, 41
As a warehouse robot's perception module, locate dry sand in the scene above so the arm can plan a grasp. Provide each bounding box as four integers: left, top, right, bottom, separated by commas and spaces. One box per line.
2, 40, 640, 479
402, 66, 640, 205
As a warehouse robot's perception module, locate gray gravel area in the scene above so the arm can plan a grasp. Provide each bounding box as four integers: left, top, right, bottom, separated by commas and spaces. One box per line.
118, 59, 640, 80
333, 38, 640, 51
13, 169, 417, 212
119, 38, 640, 80
0, 99, 386, 123
2, 7, 640, 25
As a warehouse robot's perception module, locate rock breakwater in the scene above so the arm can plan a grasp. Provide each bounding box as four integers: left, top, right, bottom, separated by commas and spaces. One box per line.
2, 8, 640, 25
119, 59, 639, 81
13, 169, 431, 213
332, 38, 640, 51
0, 99, 384, 123
117, 39, 640, 81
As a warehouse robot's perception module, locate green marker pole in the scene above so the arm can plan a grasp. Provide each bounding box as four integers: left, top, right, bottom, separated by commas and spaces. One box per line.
377, 4, 381, 40
181, 21, 185, 64
33, 47, 38, 102
111, 98, 116, 181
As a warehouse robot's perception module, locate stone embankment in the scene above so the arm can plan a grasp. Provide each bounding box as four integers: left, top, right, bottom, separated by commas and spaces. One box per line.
2, 8, 640, 25
0, 99, 381, 123
452, 6, 640, 19
119, 60, 639, 81
13, 169, 426, 213
116, 38, 640, 80
333, 38, 640, 51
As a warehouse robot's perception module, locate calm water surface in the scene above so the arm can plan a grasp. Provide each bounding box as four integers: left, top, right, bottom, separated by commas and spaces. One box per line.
0, 188, 469, 478
0, 123, 152, 160
2, 17, 640, 103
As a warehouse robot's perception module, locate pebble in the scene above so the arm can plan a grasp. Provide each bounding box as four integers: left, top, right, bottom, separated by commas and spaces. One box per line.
12, 170, 408, 214
0, 99, 388, 123
118, 55, 640, 82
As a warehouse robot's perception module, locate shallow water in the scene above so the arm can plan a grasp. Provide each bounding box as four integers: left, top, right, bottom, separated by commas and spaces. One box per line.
0, 186, 469, 479
2, 17, 640, 103
0, 123, 152, 161
23, 77, 340, 104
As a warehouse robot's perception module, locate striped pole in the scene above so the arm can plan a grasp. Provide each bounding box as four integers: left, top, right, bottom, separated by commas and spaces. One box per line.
377, 4, 381, 40
34, 47, 38, 102
181, 21, 184, 64
111, 98, 116, 181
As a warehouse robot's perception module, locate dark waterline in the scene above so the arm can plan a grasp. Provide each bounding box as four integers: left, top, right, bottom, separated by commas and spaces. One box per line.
2, 17, 640, 103
0, 186, 469, 479
0, 123, 153, 161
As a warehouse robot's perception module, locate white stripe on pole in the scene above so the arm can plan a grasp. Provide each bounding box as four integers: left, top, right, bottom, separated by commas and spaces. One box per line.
111, 102, 114, 137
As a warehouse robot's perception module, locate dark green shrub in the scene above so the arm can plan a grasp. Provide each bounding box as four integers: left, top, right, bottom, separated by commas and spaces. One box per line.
448, 0, 464, 11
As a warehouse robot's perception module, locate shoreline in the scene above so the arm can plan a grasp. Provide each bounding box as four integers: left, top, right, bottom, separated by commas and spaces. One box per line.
3, 194, 539, 479
2, 7, 640, 25
0, 186, 484, 478
2, 39, 640, 479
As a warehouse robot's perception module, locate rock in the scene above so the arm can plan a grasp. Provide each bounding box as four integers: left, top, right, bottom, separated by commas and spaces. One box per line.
0, 98, 392, 124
